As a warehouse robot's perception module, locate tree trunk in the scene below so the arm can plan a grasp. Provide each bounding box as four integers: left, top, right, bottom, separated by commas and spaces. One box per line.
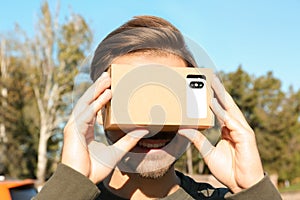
0, 39, 8, 173
186, 146, 193, 174
198, 159, 204, 174
36, 119, 50, 184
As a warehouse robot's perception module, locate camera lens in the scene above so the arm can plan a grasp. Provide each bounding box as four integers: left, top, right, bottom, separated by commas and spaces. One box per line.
198, 82, 204, 88
190, 81, 204, 88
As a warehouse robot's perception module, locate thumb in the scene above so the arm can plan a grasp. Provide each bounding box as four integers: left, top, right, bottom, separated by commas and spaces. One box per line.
88, 129, 149, 168
178, 129, 214, 158
114, 129, 149, 153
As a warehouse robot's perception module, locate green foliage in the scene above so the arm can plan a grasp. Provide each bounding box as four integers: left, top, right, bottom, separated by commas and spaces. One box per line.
222, 66, 300, 182
0, 1, 299, 185
0, 1, 93, 181
0, 56, 38, 178
176, 66, 300, 183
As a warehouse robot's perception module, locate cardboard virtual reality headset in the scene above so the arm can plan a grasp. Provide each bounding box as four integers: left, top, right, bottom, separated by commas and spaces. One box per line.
102, 64, 215, 132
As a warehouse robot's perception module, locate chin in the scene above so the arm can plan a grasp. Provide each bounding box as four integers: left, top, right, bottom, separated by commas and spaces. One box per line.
107, 129, 190, 175
137, 162, 175, 179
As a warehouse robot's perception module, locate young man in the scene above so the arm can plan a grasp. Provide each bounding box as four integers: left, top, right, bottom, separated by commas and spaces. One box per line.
34, 16, 282, 199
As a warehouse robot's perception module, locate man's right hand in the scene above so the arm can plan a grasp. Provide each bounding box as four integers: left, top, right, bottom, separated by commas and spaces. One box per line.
61, 72, 148, 183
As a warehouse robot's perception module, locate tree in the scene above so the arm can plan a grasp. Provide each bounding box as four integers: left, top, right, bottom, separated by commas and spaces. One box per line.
22, 2, 92, 183
0, 39, 9, 174
0, 37, 38, 178
221, 66, 300, 182
221, 66, 257, 124
252, 72, 286, 178
256, 84, 300, 182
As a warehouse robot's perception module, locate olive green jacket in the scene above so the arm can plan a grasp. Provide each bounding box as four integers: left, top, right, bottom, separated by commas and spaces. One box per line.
33, 164, 282, 200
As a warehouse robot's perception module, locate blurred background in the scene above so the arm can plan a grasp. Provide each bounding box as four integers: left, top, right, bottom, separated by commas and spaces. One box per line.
0, 0, 299, 198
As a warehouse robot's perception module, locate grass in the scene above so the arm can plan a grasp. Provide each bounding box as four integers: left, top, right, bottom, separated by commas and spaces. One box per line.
279, 183, 300, 193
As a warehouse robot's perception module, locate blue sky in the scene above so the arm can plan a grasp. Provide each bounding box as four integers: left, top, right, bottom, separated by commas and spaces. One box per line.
1, 0, 299, 91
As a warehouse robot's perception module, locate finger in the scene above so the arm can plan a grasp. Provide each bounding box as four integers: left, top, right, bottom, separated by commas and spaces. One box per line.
211, 76, 251, 129
88, 141, 117, 169
211, 75, 246, 120
178, 129, 214, 158
73, 72, 110, 116
211, 98, 252, 133
79, 72, 111, 105
89, 89, 112, 114
68, 88, 112, 147
88, 129, 149, 169
113, 129, 149, 153
221, 126, 234, 142
210, 98, 227, 125
74, 89, 112, 126
209, 98, 225, 127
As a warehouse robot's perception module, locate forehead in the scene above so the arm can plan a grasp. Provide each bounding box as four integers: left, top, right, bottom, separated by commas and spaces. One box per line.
112, 52, 187, 68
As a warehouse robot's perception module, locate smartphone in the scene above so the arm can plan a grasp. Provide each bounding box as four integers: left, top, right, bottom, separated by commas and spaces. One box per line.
186, 74, 207, 119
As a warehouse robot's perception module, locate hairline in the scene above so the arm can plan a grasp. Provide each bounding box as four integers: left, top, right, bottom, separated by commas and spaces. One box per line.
113, 49, 189, 66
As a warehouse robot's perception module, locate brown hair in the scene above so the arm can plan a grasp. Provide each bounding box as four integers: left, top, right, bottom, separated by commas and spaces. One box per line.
90, 15, 197, 81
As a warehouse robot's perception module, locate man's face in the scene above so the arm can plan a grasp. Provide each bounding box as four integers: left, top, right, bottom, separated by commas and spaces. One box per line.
103, 52, 189, 178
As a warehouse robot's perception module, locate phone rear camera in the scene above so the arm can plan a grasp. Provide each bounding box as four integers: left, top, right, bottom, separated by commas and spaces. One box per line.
189, 81, 204, 88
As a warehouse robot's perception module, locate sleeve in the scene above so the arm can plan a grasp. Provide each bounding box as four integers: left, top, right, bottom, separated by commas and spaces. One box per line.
225, 174, 282, 200
33, 163, 100, 200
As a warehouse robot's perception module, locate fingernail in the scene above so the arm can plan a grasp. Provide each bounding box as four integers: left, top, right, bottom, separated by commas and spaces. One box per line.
178, 129, 200, 141
97, 72, 109, 81
178, 129, 188, 136
101, 72, 109, 77
200, 139, 214, 158
178, 129, 198, 134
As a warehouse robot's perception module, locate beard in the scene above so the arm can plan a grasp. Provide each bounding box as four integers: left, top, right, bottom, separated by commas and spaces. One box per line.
137, 162, 175, 179
106, 130, 190, 179
117, 149, 177, 179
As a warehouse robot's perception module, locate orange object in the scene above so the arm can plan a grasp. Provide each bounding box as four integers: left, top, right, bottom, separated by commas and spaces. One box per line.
0, 179, 36, 200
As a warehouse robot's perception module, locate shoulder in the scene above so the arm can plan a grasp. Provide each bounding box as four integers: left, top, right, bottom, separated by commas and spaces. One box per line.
176, 171, 229, 199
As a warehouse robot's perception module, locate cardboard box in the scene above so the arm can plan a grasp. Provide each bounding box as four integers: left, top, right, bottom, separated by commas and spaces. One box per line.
103, 64, 214, 132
